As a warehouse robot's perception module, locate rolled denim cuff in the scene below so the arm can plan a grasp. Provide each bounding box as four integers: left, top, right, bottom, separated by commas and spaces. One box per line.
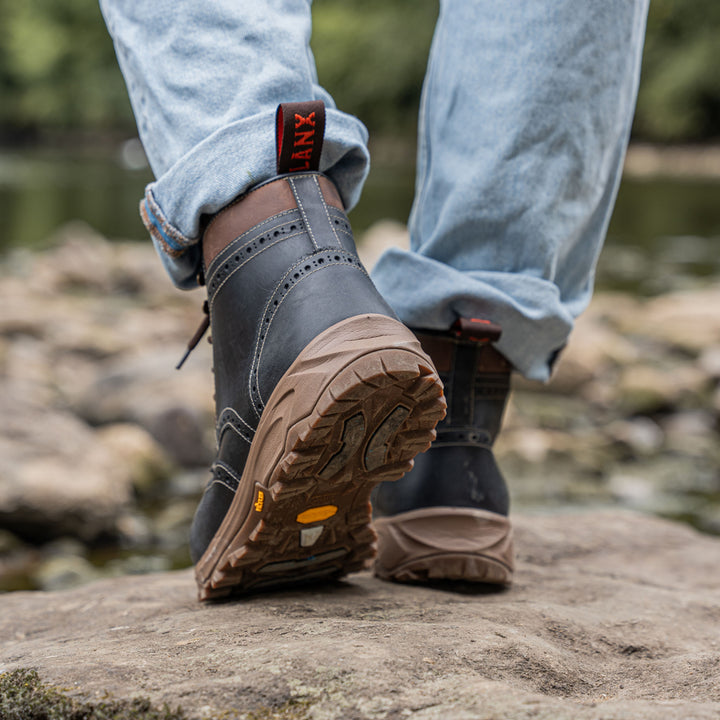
138, 108, 370, 290
140, 189, 194, 258
371, 248, 576, 382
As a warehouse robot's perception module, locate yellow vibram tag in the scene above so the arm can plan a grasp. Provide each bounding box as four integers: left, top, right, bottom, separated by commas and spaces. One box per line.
296, 505, 338, 524
254, 490, 264, 512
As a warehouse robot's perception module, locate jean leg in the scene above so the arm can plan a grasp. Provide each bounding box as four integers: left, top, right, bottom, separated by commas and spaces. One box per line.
100, 0, 370, 288
371, 0, 649, 380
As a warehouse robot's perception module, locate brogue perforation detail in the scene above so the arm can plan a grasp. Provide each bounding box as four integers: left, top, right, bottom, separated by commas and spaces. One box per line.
328, 209, 353, 241
211, 207, 300, 268
207, 215, 306, 307
248, 251, 369, 417
208, 462, 242, 493
217, 407, 256, 444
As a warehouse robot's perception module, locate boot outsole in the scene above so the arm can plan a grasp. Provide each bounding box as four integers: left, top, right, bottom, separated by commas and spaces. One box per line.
374, 507, 514, 585
194, 314, 446, 600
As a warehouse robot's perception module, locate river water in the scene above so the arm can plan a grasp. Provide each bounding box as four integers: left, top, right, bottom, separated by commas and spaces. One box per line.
1, 144, 719, 294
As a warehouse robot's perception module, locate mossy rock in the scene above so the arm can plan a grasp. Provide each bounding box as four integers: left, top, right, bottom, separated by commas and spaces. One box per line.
0, 668, 187, 720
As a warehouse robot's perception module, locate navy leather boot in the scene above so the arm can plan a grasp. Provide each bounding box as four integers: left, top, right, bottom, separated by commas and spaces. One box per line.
188, 102, 446, 599
373, 318, 514, 585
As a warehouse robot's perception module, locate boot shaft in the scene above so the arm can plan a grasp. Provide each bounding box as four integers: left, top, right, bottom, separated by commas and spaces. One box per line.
204, 172, 395, 430
415, 319, 511, 448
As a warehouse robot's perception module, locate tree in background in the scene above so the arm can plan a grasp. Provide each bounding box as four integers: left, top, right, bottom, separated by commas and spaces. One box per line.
633, 0, 720, 141
0, 0, 132, 137
0, 0, 717, 143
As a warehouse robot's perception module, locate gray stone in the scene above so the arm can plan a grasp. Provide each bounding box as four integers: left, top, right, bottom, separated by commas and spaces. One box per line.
1, 512, 719, 720
33, 554, 101, 592
699, 346, 720, 379
615, 363, 710, 415
616, 287, 720, 353
548, 313, 640, 396
605, 417, 664, 456
69, 350, 214, 467
0, 393, 133, 541
95, 422, 175, 495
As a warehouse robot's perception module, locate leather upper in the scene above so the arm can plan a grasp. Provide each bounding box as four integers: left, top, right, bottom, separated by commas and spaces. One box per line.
190, 172, 396, 562
373, 331, 512, 518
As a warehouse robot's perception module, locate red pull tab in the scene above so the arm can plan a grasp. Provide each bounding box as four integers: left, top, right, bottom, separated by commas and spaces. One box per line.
452, 317, 502, 343
276, 101, 326, 174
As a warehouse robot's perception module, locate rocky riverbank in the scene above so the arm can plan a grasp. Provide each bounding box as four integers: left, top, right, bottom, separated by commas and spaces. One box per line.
1, 511, 719, 720
1, 223, 719, 591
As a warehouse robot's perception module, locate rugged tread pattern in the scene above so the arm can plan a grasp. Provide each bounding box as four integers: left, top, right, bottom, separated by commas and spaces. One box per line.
194, 317, 446, 600
374, 507, 514, 586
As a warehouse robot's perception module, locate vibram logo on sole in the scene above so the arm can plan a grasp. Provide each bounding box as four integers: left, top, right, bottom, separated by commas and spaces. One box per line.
254, 490, 264, 512
296, 505, 338, 524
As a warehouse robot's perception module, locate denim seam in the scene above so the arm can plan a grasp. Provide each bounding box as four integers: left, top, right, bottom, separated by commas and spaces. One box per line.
408, 0, 445, 248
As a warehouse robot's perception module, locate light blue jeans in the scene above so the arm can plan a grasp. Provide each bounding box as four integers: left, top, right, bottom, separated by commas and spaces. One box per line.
100, 0, 649, 381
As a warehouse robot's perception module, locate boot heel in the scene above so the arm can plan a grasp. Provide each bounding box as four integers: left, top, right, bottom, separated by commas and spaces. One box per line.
374, 507, 514, 585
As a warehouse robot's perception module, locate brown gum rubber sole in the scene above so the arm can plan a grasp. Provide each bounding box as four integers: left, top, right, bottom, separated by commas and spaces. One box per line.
194, 314, 446, 600
373, 507, 514, 585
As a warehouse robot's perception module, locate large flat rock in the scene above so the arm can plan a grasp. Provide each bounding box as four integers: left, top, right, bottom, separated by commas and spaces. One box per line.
1, 511, 719, 720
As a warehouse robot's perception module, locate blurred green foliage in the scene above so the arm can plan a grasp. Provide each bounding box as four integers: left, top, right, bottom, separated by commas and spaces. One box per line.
0, 0, 134, 134
0, 0, 717, 142
311, 0, 437, 135
633, 0, 720, 141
